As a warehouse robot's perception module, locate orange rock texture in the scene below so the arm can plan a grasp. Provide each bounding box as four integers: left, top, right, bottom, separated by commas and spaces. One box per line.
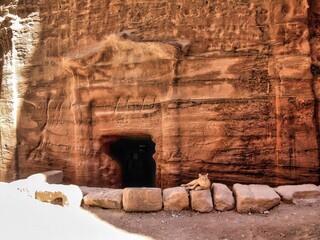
0, 0, 319, 188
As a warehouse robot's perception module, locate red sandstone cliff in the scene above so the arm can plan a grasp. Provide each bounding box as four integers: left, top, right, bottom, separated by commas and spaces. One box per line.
0, 0, 319, 188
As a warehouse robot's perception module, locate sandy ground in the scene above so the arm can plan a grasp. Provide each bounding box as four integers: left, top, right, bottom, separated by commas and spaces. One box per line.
87, 203, 320, 240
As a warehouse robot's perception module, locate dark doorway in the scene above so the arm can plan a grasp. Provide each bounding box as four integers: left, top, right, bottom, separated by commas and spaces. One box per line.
108, 137, 156, 188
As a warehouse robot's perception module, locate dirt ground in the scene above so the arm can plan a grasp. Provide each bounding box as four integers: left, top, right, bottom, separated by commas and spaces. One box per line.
87, 203, 320, 240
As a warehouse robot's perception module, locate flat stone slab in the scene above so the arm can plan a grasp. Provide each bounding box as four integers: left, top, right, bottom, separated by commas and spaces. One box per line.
83, 188, 123, 209
190, 189, 213, 213
233, 184, 280, 213
28, 170, 63, 184
123, 188, 162, 212
274, 184, 320, 204
212, 183, 235, 211
163, 187, 189, 212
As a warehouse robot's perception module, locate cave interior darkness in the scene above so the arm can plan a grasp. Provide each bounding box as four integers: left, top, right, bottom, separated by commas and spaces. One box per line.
107, 136, 156, 188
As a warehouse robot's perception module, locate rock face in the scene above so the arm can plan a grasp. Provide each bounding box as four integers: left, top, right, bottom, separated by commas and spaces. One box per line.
0, 0, 319, 188
163, 187, 189, 212
233, 184, 281, 213
190, 189, 213, 213
122, 188, 162, 212
83, 188, 123, 209
212, 183, 235, 211
274, 184, 320, 204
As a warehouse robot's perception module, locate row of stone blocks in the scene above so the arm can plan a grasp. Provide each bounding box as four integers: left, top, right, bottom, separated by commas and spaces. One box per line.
5, 171, 320, 214
82, 183, 320, 213
82, 184, 233, 213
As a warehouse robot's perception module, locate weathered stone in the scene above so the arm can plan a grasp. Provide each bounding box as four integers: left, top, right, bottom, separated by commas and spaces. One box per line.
80, 186, 106, 196
28, 170, 63, 184
163, 187, 189, 212
123, 188, 162, 212
1, 0, 320, 189
35, 184, 83, 207
83, 188, 123, 209
233, 184, 280, 213
8, 178, 82, 207
0, 182, 153, 240
190, 189, 213, 213
212, 183, 235, 211
274, 184, 320, 204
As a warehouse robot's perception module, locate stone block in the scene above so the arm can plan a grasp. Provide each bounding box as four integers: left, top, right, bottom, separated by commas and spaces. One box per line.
274, 184, 320, 204
233, 184, 280, 213
190, 189, 213, 213
83, 188, 123, 209
212, 183, 235, 211
123, 188, 162, 212
163, 187, 189, 212
28, 170, 63, 184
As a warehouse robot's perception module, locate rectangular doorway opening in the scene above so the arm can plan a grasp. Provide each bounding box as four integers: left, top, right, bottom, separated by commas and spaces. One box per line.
107, 136, 156, 188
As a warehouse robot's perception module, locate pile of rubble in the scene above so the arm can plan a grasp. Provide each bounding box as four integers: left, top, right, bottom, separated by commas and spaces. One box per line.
2, 171, 320, 214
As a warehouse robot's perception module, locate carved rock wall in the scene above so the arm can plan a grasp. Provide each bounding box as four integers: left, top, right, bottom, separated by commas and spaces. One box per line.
0, 0, 319, 188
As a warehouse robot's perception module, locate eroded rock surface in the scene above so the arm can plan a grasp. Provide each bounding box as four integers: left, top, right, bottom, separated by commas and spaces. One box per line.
83, 188, 123, 209
274, 184, 320, 204
163, 187, 189, 212
212, 183, 235, 211
233, 184, 281, 213
190, 189, 213, 213
0, 0, 319, 188
123, 188, 162, 212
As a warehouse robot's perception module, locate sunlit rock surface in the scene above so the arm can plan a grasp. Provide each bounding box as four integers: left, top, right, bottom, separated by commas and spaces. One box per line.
0, 0, 319, 188
0, 182, 153, 240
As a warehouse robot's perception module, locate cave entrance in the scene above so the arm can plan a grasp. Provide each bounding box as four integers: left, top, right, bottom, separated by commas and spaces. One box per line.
108, 136, 156, 188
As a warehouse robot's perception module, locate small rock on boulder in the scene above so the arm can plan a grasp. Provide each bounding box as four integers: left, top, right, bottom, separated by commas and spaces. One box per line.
123, 188, 162, 212
233, 184, 280, 213
83, 188, 123, 209
274, 184, 320, 204
190, 189, 213, 213
163, 187, 189, 212
212, 183, 235, 211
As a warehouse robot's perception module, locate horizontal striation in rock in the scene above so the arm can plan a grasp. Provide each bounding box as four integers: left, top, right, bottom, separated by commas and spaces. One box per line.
0, 0, 318, 188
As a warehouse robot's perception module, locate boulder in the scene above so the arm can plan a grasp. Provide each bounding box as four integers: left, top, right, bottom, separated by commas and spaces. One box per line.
28, 170, 63, 184
35, 184, 83, 207
233, 184, 280, 213
212, 183, 235, 211
123, 188, 162, 212
8, 178, 82, 207
190, 189, 213, 213
274, 184, 320, 204
163, 187, 189, 212
83, 188, 123, 209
